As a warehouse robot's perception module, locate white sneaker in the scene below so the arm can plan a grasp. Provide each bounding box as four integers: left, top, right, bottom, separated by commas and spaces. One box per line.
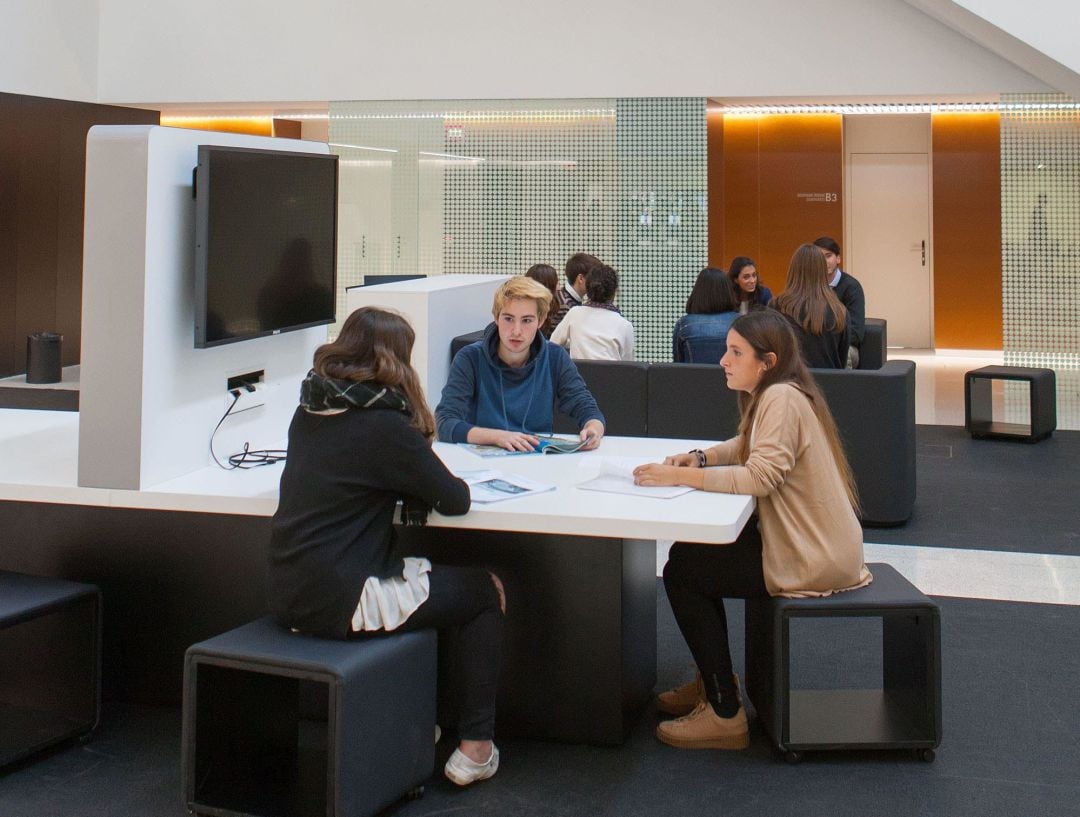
444, 745, 500, 786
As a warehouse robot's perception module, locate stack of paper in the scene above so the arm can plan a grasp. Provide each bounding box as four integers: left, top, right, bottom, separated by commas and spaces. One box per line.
576, 456, 695, 499
457, 469, 556, 504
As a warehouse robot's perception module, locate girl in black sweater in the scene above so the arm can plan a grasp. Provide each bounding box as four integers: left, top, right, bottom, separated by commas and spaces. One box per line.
270, 306, 505, 787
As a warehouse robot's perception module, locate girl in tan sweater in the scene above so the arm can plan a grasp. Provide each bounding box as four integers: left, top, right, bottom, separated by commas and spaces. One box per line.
633, 309, 871, 751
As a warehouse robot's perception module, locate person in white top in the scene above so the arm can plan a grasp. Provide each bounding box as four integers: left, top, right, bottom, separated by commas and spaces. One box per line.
549, 263, 635, 361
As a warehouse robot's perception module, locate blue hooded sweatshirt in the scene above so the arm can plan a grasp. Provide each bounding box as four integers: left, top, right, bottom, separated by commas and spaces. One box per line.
435, 322, 605, 443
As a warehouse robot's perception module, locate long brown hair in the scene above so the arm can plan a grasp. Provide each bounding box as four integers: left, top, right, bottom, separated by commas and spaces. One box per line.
525, 264, 559, 334
312, 307, 436, 439
730, 310, 859, 512
772, 244, 847, 335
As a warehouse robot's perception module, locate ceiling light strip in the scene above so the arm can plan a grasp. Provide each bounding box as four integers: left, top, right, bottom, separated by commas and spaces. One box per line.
329, 109, 617, 122
716, 101, 1080, 115
161, 113, 329, 122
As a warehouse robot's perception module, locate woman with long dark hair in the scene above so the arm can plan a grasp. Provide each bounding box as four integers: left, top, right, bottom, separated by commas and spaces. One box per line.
269, 306, 505, 786
728, 256, 772, 313
672, 267, 740, 363
633, 309, 870, 751
771, 244, 849, 369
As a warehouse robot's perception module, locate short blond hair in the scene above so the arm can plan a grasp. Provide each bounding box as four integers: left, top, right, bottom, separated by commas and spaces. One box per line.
491, 276, 553, 322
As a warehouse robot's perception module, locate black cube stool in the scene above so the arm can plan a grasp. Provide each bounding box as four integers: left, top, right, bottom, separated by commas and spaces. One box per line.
0, 570, 101, 768
182, 617, 436, 817
965, 365, 1056, 442
745, 563, 941, 763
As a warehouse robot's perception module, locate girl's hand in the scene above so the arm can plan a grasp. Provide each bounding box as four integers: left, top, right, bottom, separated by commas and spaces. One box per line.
632, 463, 683, 487
663, 452, 698, 467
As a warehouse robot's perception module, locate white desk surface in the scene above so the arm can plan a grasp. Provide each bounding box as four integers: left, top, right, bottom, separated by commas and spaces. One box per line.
0, 409, 753, 543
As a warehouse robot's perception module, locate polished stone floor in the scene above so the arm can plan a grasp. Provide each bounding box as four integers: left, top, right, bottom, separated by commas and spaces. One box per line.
898, 348, 1079, 430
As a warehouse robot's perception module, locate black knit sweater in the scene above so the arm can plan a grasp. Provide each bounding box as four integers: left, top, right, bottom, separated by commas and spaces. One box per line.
269, 405, 470, 638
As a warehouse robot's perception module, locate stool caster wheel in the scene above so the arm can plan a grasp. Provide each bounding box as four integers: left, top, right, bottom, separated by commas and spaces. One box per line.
406, 785, 425, 800
916, 748, 936, 763
783, 750, 803, 765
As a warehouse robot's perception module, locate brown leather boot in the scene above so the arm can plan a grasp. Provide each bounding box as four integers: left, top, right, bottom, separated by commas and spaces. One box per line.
656, 674, 742, 717
656, 701, 749, 750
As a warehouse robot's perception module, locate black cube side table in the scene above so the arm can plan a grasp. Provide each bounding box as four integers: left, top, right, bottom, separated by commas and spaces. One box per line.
745, 563, 941, 763
0, 571, 102, 768
965, 365, 1056, 442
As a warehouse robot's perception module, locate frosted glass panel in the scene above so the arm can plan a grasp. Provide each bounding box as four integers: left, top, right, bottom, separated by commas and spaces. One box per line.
329, 98, 707, 361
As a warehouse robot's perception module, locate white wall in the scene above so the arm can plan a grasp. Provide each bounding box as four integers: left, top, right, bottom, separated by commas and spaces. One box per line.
906, 0, 1080, 100
79, 126, 329, 489
0, 0, 100, 101
88, 0, 1049, 105
345, 275, 507, 411
947, 1, 1078, 75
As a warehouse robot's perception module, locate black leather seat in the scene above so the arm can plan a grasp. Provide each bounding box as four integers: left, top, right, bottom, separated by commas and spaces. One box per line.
648, 359, 916, 526
858, 318, 888, 370
646, 363, 740, 441
450, 329, 486, 360
552, 359, 649, 437
812, 360, 916, 525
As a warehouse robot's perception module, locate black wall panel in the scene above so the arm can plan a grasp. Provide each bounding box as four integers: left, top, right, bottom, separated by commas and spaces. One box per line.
0, 92, 158, 377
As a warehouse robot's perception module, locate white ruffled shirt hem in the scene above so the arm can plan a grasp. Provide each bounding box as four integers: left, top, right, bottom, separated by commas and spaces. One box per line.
350, 556, 432, 632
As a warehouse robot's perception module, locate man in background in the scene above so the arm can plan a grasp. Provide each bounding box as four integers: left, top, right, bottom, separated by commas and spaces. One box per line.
813, 237, 865, 369
549, 252, 600, 333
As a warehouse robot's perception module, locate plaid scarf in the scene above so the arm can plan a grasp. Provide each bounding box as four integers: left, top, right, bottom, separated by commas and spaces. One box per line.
300, 371, 410, 413
585, 301, 622, 314
300, 371, 431, 526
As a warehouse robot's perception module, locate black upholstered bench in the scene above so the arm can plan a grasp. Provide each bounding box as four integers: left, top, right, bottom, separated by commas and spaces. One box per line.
965, 365, 1056, 442
744, 563, 941, 763
0, 570, 101, 768
182, 617, 436, 817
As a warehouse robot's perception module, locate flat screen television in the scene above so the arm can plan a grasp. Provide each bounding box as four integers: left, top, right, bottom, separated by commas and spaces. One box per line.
194, 145, 338, 348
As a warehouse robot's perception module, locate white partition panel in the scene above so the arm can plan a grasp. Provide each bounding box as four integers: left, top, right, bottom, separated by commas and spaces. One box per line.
345, 275, 507, 410
79, 125, 329, 489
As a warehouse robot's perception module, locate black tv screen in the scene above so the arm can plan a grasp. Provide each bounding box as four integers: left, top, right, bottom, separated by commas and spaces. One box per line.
194, 145, 338, 348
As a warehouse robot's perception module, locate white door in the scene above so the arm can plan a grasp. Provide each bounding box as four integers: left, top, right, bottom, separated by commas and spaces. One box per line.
848, 153, 932, 348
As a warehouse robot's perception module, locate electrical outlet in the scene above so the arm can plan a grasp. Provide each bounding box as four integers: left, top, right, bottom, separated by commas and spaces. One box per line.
226, 382, 266, 414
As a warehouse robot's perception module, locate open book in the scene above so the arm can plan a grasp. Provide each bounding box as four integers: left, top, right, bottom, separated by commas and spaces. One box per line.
576, 456, 696, 499
458, 434, 588, 458
457, 469, 556, 504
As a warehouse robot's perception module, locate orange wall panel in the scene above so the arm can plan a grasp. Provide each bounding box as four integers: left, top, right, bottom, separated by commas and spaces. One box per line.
161, 117, 273, 136
932, 113, 1001, 349
273, 118, 303, 139
715, 115, 841, 293
719, 116, 761, 270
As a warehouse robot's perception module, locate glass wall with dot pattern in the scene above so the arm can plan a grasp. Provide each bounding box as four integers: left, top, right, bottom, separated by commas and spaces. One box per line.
1000, 93, 1080, 371
329, 98, 707, 362
1000, 92, 1080, 423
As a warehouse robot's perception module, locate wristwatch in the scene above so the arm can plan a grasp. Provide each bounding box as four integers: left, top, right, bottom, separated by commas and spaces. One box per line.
689, 448, 707, 468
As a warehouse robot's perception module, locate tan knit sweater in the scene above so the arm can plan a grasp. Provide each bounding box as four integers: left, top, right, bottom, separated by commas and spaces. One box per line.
702, 383, 872, 597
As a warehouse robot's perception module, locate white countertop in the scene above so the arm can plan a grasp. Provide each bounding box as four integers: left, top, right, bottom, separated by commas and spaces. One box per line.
0, 409, 754, 542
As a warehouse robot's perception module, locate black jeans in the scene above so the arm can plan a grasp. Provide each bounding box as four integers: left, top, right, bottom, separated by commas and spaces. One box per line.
663, 520, 769, 708
389, 564, 503, 741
